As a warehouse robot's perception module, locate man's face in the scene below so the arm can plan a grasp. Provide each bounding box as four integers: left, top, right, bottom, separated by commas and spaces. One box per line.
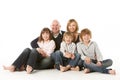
51, 20, 60, 34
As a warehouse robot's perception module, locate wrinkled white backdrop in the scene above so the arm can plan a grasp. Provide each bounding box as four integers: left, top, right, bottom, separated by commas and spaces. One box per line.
0, 0, 120, 72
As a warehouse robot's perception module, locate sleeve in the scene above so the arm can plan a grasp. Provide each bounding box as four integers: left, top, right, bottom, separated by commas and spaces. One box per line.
71, 43, 76, 54
77, 43, 86, 60
60, 42, 66, 55
45, 40, 56, 55
30, 37, 39, 48
94, 42, 103, 61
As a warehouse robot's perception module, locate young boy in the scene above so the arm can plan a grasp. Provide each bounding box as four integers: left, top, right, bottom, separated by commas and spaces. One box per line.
54, 32, 80, 72
77, 28, 116, 75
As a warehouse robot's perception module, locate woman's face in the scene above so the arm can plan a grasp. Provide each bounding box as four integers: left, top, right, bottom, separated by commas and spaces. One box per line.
42, 32, 50, 41
68, 22, 77, 33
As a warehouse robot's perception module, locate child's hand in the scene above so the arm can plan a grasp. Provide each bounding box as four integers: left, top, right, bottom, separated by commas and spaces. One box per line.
96, 61, 102, 66
64, 52, 72, 58
85, 57, 91, 64
36, 48, 47, 57
71, 54, 75, 59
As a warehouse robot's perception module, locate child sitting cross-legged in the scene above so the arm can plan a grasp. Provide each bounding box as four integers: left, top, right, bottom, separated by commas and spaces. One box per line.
54, 32, 80, 72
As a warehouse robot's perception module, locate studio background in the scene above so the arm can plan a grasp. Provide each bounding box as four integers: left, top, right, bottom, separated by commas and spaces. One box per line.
0, 0, 119, 78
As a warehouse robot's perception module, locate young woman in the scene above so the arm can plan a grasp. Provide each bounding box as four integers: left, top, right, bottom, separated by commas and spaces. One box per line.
66, 19, 80, 44
3, 27, 56, 74
77, 28, 116, 75
54, 32, 80, 72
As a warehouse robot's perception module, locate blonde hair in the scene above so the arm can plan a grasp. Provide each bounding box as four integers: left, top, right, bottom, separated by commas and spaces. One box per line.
67, 19, 79, 33
62, 32, 74, 42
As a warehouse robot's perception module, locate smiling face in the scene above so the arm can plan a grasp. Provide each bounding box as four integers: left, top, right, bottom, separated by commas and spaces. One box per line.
39, 28, 52, 42
80, 28, 92, 43
42, 32, 50, 41
68, 22, 77, 33
64, 35, 73, 44
63, 32, 74, 44
67, 19, 79, 33
51, 20, 61, 34
82, 34, 91, 43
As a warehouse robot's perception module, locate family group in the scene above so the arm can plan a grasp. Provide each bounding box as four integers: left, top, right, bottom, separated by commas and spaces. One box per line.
3, 19, 116, 75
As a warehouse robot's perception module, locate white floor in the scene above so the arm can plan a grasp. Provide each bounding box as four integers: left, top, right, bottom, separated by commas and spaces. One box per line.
0, 66, 120, 80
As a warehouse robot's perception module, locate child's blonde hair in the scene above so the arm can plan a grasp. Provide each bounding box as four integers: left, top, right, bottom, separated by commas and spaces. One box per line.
62, 32, 74, 42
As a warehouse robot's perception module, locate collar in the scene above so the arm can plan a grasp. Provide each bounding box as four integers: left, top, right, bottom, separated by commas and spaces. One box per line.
53, 30, 62, 38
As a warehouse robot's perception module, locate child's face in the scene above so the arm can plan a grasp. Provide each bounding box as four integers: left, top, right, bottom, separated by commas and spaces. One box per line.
42, 32, 50, 41
68, 22, 77, 33
64, 35, 73, 44
82, 34, 91, 43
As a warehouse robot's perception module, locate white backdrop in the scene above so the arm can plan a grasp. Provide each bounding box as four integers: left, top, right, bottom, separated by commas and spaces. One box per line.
0, 0, 120, 71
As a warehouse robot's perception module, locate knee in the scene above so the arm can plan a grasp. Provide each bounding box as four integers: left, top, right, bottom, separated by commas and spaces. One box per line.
107, 59, 113, 66
24, 48, 31, 52
31, 48, 38, 53
56, 51, 62, 56
41, 57, 54, 67
75, 53, 80, 59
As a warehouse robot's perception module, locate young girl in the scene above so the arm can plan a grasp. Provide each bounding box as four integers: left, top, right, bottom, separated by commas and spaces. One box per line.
3, 27, 56, 74
54, 32, 80, 72
77, 28, 116, 75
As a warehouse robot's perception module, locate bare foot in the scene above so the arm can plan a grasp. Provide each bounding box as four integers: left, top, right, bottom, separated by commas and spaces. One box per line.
26, 65, 33, 74
60, 65, 70, 72
71, 66, 80, 71
19, 65, 25, 71
3, 65, 15, 72
60, 65, 65, 72
84, 68, 90, 74
109, 70, 116, 75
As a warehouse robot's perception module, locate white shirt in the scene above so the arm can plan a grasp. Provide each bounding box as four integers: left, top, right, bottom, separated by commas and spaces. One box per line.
77, 41, 103, 61
37, 40, 55, 56
60, 41, 76, 55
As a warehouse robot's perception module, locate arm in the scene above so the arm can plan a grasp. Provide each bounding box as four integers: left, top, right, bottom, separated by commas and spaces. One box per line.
94, 42, 103, 61
77, 43, 86, 60
77, 42, 91, 63
30, 37, 39, 48
60, 42, 71, 58
60, 42, 66, 55
44, 40, 56, 56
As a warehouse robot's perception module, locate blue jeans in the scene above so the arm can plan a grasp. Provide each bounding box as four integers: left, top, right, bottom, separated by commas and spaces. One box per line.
54, 50, 80, 70
84, 59, 113, 74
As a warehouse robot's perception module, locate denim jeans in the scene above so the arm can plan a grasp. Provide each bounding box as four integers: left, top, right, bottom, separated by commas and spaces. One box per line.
54, 50, 80, 70
12, 48, 31, 70
84, 59, 113, 74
